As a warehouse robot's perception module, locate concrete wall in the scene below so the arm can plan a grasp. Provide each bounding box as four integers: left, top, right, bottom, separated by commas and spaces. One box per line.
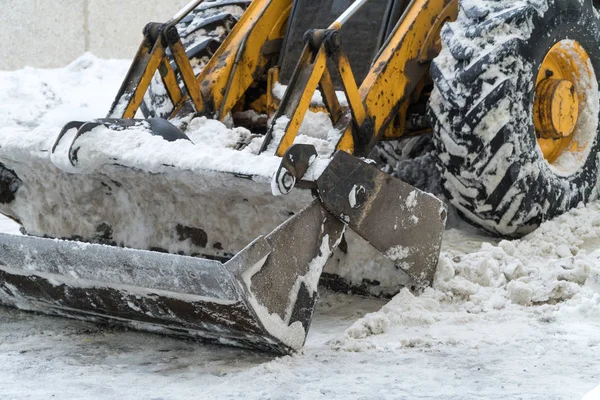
1, 0, 191, 70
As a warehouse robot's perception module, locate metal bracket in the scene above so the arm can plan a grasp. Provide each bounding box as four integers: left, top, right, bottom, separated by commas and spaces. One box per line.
260, 10, 372, 157
316, 151, 447, 287
52, 118, 189, 170
271, 144, 318, 196
107, 18, 205, 120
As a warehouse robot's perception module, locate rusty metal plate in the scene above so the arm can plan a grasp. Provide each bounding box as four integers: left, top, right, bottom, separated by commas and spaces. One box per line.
317, 151, 446, 286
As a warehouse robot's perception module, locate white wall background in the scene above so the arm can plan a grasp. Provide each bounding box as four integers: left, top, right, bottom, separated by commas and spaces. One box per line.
1, 0, 191, 70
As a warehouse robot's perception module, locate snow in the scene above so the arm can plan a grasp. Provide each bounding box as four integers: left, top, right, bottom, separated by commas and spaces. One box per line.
0, 55, 599, 399
283, 234, 340, 323
0, 216, 21, 235
348, 184, 359, 208
585, 385, 600, 400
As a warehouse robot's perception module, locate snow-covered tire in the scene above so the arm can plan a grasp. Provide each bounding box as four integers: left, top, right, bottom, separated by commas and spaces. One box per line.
374, 137, 442, 196
430, 0, 600, 237
141, 1, 249, 118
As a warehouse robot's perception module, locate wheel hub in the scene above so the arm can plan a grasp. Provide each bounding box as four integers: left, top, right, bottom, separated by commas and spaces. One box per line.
535, 40, 595, 165
534, 78, 579, 139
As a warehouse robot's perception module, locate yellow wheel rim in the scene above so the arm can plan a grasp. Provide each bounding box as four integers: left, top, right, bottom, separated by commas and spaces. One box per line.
535, 40, 595, 166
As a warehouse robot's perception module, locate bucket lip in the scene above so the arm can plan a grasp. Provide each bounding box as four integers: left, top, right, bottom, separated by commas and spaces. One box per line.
0, 231, 294, 354
0, 263, 238, 306
0, 199, 343, 354
0, 264, 293, 355
0, 232, 223, 261
0, 232, 240, 301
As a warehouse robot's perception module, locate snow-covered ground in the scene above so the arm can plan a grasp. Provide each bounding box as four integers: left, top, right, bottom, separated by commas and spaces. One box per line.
0, 55, 599, 399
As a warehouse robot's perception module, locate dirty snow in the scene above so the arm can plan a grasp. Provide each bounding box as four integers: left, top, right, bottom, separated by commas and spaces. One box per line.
0, 55, 599, 399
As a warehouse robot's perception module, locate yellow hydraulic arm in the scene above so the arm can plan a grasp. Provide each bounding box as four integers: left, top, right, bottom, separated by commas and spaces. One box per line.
108, 0, 457, 159
261, 0, 458, 157
108, 0, 293, 120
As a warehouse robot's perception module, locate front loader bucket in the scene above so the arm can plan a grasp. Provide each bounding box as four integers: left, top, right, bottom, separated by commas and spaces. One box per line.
0, 116, 445, 352
0, 200, 343, 354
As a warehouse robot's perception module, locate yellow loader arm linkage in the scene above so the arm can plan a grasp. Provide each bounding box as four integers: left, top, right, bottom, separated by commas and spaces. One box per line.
108, 0, 291, 120
262, 0, 458, 157
110, 0, 457, 158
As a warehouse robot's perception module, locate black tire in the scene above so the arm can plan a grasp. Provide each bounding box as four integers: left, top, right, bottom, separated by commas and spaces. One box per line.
141, 1, 249, 118
373, 137, 443, 196
429, 0, 600, 237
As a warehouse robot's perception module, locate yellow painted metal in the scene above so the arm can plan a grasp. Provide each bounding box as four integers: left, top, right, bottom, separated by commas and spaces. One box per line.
335, 51, 367, 129
336, 0, 458, 154
272, 10, 377, 156
275, 47, 328, 156
268, 4, 292, 41
158, 57, 183, 108
335, 119, 356, 154
319, 67, 343, 125
267, 67, 280, 118
265, 67, 330, 118
382, 76, 428, 139
196, 0, 292, 120
122, 38, 166, 119
382, 101, 410, 139
247, 94, 269, 114
535, 40, 592, 163
533, 79, 578, 139
418, 0, 458, 63
169, 39, 205, 113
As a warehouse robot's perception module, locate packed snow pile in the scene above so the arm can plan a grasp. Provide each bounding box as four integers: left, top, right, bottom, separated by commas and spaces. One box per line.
335, 202, 600, 351
0, 54, 129, 130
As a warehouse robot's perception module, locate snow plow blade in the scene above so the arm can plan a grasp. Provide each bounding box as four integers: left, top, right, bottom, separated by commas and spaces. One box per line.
0, 201, 344, 354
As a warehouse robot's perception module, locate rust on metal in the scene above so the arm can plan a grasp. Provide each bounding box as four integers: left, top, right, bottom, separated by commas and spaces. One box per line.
317, 151, 446, 287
